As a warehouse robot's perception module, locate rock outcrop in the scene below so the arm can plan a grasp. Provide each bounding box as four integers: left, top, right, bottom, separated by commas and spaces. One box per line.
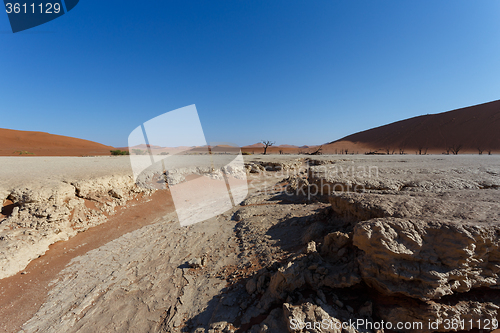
354, 217, 500, 300
0, 175, 150, 279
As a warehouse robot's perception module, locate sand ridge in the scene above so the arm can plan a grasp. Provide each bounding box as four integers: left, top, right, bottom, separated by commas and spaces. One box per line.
0, 128, 116, 156
325, 99, 500, 155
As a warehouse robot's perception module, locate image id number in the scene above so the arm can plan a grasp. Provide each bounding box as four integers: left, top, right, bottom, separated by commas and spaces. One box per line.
5, 3, 61, 14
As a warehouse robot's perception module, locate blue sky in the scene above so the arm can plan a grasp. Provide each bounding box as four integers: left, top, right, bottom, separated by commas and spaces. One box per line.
1, 1, 500, 147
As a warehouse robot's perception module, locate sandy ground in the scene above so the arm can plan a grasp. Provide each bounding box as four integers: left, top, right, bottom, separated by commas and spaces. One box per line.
1, 154, 499, 333
0, 156, 134, 203
0, 190, 174, 333
0, 154, 251, 332
0, 155, 237, 195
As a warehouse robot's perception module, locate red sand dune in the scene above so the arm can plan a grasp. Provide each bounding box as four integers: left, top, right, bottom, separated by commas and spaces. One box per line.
324, 100, 500, 154
0, 128, 116, 156
4, 99, 498, 157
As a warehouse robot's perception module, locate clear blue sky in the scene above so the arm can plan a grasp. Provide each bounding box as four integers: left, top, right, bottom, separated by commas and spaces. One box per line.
1, 1, 500, 147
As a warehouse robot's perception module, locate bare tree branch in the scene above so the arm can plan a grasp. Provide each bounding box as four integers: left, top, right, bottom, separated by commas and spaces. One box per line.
261, 140, 275, 155
450, 144, 462, 155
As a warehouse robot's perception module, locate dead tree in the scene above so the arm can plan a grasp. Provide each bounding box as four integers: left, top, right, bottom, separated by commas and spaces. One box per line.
261, 140, 274, 155
488, 149, 492, 155
450, 144, 462, 155
477, 148, 484, 155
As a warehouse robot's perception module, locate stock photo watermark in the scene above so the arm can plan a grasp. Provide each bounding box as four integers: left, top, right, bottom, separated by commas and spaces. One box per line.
3, 0, 79, 33
247, 162, 380, 200
290, 318, 499, 332
128, 105, 248, 227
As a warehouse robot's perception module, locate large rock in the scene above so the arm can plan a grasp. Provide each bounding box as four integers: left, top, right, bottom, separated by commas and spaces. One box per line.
260, 248, 361, 311
353, 217, 500, 300
283, 302, 358, 333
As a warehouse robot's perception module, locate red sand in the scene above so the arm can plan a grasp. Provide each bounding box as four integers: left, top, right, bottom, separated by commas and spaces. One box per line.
0, 128, 116, 156
325, 100, 500, 155
244, 100, 500, 155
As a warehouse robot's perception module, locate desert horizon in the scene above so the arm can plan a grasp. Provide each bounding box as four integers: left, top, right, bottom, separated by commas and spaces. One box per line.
2, 99, 499, 157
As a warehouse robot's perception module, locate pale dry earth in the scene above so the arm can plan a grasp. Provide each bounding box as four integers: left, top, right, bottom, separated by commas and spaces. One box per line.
0, 155, 499, 333
0, 155, 246, 280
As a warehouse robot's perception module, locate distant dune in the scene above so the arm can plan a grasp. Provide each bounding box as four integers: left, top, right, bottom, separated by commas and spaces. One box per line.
324, 100, 500, 154
243, 143, 265, 148
0, 128, 115, 156
4, 99, 498, 157
278, 144, 298, 148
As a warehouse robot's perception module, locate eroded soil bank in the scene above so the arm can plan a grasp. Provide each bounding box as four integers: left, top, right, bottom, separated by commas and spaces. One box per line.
0, 190, 174, 333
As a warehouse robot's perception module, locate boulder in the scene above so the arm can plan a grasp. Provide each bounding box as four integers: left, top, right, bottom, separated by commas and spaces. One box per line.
353, 217, 500, 300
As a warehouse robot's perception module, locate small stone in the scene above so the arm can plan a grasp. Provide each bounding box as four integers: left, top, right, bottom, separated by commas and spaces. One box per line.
256, 274, 266, 293
306, 241, 317, 253
246, 278, 257, 295
109, 188, 124, 199
188, 258, 203, 268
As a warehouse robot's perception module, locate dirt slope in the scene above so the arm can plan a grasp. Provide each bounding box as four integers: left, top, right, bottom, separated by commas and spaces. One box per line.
0, 128, 115, 156
325, 99, 500, 154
